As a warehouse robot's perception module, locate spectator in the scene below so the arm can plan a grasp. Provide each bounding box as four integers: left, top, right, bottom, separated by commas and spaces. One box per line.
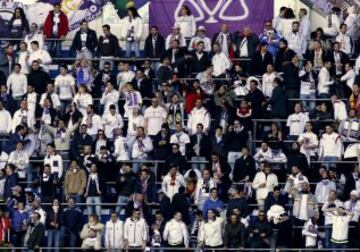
269, 77, 287, 118
144, 26, 165, 59
124, 208, 148, 250
211, 42, 231, 78
315, 170, 336, 205
301, 216, 318, 249
318, 124, 343, 168
11, 201, 29, 247
330, 41, 349, 77
7, 63, 27, 101
285, 165, 309, 194
170, 123, 190, 157
24, 212, 45, 251
330, 206, 354, 250
331, 94, 348, 121
45, 198, 62, 252
4, 164, 18, 200
0, 44, 15, 78
80, 214, 104, 251
187, 99, 210, 135
81, 104, 103, 140
54, 64, 76, 115
252, 163, 278, 210
7, 7, 29, 42
43, 143, 63, 179
144, 98, 167, 137
75, 59, 94, 91
202, 188, 224, 218
35, 164, 59, 204
224, 213, 246, 249
84, 163, 103, 217
335, 24, 352, 56
244, 79, 267, 119
62, 198, 83, 251
16, 42, 30, 74
27, 60, 51, 95
262, 64, 277, 98
72, 20, 98, 59
275, 39, 296, 71
8, 141, 29, 182
130, 126, 153, 172
163, 211, 189, 248
233, 146, 256, 183
134, 168, 157, 204
297, 122, 319, 165
299, 60, 317, 112
162, 165, 185, 201
165, 25, 186, 50
121, 7, 143, 57
43, 3, 69, 57
97, 24, 120, 70
264, 186, 288, 213
252, 42, 273, 75
105, 212, 124, 250
64, 161, 87, 203
28, 41, 52, 72
254, 141, 274, 165
286, 103, 309, 140
227, 185, 249, 218
165, 144, 186, 174
115, 163, 135, 214
259, 21, 281, 57
24, 23, 44, 52
198, 209, 225, 248
286, 142, 309, 175
102, 103, 123, 139
194, 169, 216, 209
249, 210, 272, 249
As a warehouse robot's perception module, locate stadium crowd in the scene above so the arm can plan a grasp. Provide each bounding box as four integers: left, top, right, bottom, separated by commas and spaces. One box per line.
0, 1, 360, 251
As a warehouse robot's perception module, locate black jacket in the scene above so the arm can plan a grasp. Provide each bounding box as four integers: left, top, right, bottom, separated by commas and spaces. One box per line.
144, 34, 166, 58
132, 77, 153, 99
170, 193, 190, 225
97, 34, 120, 57
275, 48, 296, 71
245, 89, 266, 119
224, 222, 246, 248
163, 48, 187, 76
268, 85, 288, 119
93, 71, 117, 97
252, 51, 274, 75
134, 177, 158, 203
153, 132, 171, 160
233, 155, 256, 182
27, 69, 51, 94
190, 51, 210, 73
63, 109, 82, 126
72, 28, 98, 53
26, 222, 45, 249
45, 208, 62, 230
283, 62, 300, 91
225, 129, 249, 153
233, 33, 259, 58
286, 149, 309, 174
116, 171, 136, 197
226, 197, 249, 218
165, 152, 187, 175
70, 133, 93, 159
328, 50, 350, 75
189, 133, 211, 158
264, 192, 289, 213
8, 17, 29, 38
156, 65, 173, 84
344, 172, 360, 198
61, 207, 83, 232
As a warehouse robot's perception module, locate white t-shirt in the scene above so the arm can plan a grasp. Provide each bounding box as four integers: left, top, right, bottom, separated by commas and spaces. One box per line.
144, 106, 167, 136
55, 74, 75, 100
287, 112, 310, 136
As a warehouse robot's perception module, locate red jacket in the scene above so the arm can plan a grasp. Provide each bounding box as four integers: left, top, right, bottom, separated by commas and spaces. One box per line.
43, 10, 69, 38
185, 91, 204, 113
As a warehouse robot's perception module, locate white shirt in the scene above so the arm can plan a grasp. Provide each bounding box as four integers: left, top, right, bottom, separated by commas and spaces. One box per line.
302, 219, 318, 247
43, 153, 63, 178
162, 172, 185, 201
252, 171, 279, 200
211, 52, 231, 76
318, 67, 334, 94
127, 114, 144, 136
187, 107, 211, 135
12, 109, 35, 132
163, 219, 189, 247
73, 93, 93, 116
298, 132, 319, 157
8, 150, 29, 179
28, 49, 52, 71
0, 109, 12, 134
335, 33, 352, 55
319, 132, 343, 158
285, 31, 306, 55
331, 214, 352, 243
261, 72, 276, 98
121, 17, 143, 40
117, 70, 135, 92
300, 17, 311, 40
299, 70, 316, 95
315, 179, 336, 204
324, 14, 340, 37
102, 112, 123, 139
123, 218, 148, 247
40, 92, 61, 109
16, 51, 30, 74
188, 36, 211, 52
332, 100, 348, 121
113, 136, 130, 161
81, 113, 103, 136
100, 90, 120, 114
198, 216, 224, 247
170, 132, 190, 156
286, 112, 309, 136
131, 136, 153, 159
105, 220, 124, 249
344, 199, 360, 222
24, 33, 44, 53
322, 200, 344, 225
54, 74, 75, 100
165, 34, 187, 50
144, 106, 167, 136
344, 13, 360, 41
7, 72, 27, 98
175, 15, 196, 38
340, 69, 355, 90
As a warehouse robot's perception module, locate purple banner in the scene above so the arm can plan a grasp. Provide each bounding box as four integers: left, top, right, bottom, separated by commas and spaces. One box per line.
150, 0, 274, 37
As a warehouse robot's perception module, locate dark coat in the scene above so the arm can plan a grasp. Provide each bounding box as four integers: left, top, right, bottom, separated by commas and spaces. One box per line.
72, 29, 98, 53
264, 192, 289, 213
233, 155, 256, 182
328, 50, 350, 75
226, 197, 249, 218
190, 51, 210, 73
233, 33, 259, 58
97, 34, 120, 57
144, 34, 166, 58
153, 132, 171, 160
134, 177, 158, 203
70, 133, 93, 159
245, 89, 266, 119
61, 207, 83, 232
189, 133, 211, 158
165, 152, 187, 175
163, 48, 187, 76
252, 51, 274, 75
27, 69, 51, 94
275, 48, 296, 71
224, 222, 246, 248
132, 77, 154, 99
26, 222, 45, 249
283, 62, 300, 91
268, 85, 288, 118
116, 171, 136, 197
45, 208, 62, 230
4, 173, 18, 199
170, 193, 191, 225
225, 129, 249, 153
286, 150, 309, 174
156, 65, 173, 84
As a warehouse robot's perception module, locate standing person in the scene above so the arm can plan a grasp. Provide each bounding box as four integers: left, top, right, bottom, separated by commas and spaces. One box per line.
162, 165, 185, 201
84, 164, 103, 218
46, 198, 62, 252
187, 99, 210, 135
28, 41, 52, 72
302, 217, 318, 250
223, 213, 246, 249
62, 198, 83, 252
24, 212, 45, 251
121, 7, 143, 57
198, 209, 225, 249
335, 24, 352, 56
54, 64, 75, 115
97, 24, 120, 70
144, 25, 166, 60
72, 20, 98, 59
318, 124, 343, 169
330, 206, 354, 251
24, 23, 44, 52
175, 5, 196, 43
144, 98, 167, 137
286, 103, 310, 140
124, 208, 148, 251
42, 3, 69, 57
105, 212, 124, 250
80, 214, 104, 251
163, 212, 189, 249
7, 7, 29, 44
130, 126, 153, 173
194, 169, 216, 209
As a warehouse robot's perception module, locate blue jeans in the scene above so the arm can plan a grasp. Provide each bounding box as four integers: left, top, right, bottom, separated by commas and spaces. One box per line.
125, 40, 140, 57
324, 224, 332, 248
86, 196, 101, 217
322, 156, 338, 169
116, 195, 129, 216
331, 242, 348, 252
47, 229, 61, 252
62, 227, 78, 252
47, 40, 62, 57
300, 93, 316, 112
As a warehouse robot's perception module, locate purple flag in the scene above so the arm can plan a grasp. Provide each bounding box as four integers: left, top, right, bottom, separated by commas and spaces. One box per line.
150, 0, 274, 37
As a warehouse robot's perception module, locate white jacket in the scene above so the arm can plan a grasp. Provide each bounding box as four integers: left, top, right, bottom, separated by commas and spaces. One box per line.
121, 17, 143, 40
123, 218, 148, 247
319, 132, 343, 158
286, 112, 309, 136
302, 219, 318, 247
131, 136, 153, 159
162, 172, 186, 201
299, 17, 310, 40
331, 213, 352, 243
8, 150, 29, 179
340, 69, 355, 89
211, 52, 231, 76
252, 171, 278, 200
198, 215, 225, 247
332, 100, 348, 121
7, 72, 27, 98
28, 49, 52, 71
40, 92, 61, 109
261, 72, 276, 98
81, 113, 104, 136
335, 33, 352, 55
344, 199, 360, 222
43, 153, 63, 178
317, 67, 333, 94
0, 109, 12, 133
324, 14, 340, 36
314, 179, 336, 204
105, 219, 124, 249
102, 112, 124, 139
187, 107, 211, 135
188, 36, 211, 52
175, 15, 196, 38
163, 219, 189, 247
12, 108, 35, 132
285, 31, 305, 55
344, 13, 360, 41
194, 178, 216, 207
113, 136, 130, 161
100, 90, 120, 114
73, 93, 93, 116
